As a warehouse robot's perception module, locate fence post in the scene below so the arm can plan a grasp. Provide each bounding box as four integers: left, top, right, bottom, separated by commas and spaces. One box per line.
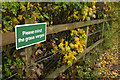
85, 26, 89, 52
23, 19, 35, 78
102, 22, 105, 38
25, 19, 35, 65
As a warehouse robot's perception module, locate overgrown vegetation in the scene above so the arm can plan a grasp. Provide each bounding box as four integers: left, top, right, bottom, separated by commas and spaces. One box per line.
1, 2, 120, 79
57, 30, 119, 79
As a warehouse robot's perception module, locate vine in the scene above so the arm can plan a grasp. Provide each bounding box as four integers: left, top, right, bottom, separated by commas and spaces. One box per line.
58, 29, 87, 65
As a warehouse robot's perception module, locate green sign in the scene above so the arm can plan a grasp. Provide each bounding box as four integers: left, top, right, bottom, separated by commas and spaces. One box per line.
15, 23, 46, 49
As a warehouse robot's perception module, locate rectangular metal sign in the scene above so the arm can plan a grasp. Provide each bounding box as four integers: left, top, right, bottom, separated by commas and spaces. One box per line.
15, 22, 46, 49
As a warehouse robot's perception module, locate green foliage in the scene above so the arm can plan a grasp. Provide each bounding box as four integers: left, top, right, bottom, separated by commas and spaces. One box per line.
104, 20, 118, 49
3, 56, 24, 78
2, 2, 98, 33
2, 2, 120, 79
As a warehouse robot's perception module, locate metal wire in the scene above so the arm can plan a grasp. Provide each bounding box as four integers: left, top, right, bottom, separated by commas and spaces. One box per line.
4, 49, 61, 80
88, 30, 103, 36
5, 73, 18, 80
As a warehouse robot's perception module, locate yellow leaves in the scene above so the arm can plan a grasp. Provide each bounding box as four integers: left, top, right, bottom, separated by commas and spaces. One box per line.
34, 21, 38, 23
78, 29, 84, 34
74, 37, 79, 42
46, 21, 49, 26
82, 16, 86, 21
70, 43, 74, 49
62, 59, 66, 63
68, 11, 70, 15
1, 31, 3, 34
52, 43, 58, 51
92, 2, 96, 5
53, 6, 59, 10
89, 11, 92, 16
37, 43, 41, 47
31, 11, 40, 20
60, 48, 65, 54
116, 57, 118, 60
60, 39, 64, 43
67, 11, 79, 21
27, 2, 30, 10
30, 4, 33, 8
74, 11, 79, 14
12, 17, 19, 27
18, 15, 23, 21
65, 46, 70, 52
81, 5, 89, 20
72, 30, 78, 36
35, 51, 38, 55
67, 61, 72, 66
58, 43, 64, 48
53, 45, 58, 51
67, 16, 71, 20
65, 41, 68, 47
74, 44, 78, 49
77, 48, 84, 53
64, 54, 68, 60
92, 6, 96, 9
80, 40, 86, 47
105, 69, 108, 72
76, 65, 79, 68
43, 48, 46, 51
58, 29, 86, 65
59, 9, 61, 12
73, 51, 77, 55
68, 51, 73, 57
73, 14, 79, 20
81, 4, 97, 21
3, 28, 9, 33
112, 71, 118, 77
70, 32, 73, 36
89, 8, 92, 12
20, 4, 26, 11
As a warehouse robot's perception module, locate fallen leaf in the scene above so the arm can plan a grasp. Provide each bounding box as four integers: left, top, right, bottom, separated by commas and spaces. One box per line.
36, 69, 42, 77
20, 52, 26, 56
10, 65, 15, 69
37, 49, 43, 54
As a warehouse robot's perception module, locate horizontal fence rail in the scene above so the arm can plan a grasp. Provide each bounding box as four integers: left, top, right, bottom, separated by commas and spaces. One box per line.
1, 19, 111, 46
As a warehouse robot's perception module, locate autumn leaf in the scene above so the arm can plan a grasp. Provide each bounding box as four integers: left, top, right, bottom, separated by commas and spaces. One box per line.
18, 15, 23, 21
20, 52, 26, 56
36, 69, 42, 77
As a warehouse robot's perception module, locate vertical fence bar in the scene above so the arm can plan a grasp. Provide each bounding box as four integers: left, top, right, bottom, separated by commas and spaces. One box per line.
85, 26, 89, 52
25, 19, 35, 65
23, 19, 35, 78
0, 2, 2, 79
102, 22, 105, 38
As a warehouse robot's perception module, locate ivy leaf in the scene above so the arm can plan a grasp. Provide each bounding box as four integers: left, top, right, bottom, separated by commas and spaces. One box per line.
63, 4, 67, 11
11, 9, 17, 16
1, 9, 6, 12
43, 13, 50, 20
51, 21, 53, 24
86, 17, 90, 21
40, 15, 44, 19
35, 51, 38, 55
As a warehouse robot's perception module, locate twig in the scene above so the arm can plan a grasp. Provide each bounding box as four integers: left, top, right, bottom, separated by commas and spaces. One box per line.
5, 73, 18, 80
